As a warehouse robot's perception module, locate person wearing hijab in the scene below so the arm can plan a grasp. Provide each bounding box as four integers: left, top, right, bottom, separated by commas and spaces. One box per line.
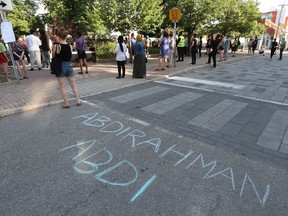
133, 35, 146, 78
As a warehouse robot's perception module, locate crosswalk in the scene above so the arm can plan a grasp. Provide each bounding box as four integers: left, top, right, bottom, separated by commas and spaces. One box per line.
108, 85, 288, 154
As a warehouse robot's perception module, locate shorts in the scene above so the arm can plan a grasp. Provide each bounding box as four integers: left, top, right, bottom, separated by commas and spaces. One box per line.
56, 61, 74, 78
13, 51, 23, 61
0, 53, 8, 63
77, 50, 86, 59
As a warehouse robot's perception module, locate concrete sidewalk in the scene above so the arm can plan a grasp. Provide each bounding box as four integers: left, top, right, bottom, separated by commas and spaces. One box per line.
0, 52, 249, 117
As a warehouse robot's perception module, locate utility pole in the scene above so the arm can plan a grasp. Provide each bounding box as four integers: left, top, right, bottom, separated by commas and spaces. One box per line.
275, 2, 288, 40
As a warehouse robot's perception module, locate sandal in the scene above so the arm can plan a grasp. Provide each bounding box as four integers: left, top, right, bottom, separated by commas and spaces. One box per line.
62, 105, 70, 109
161, 68, 166, 71
23, 76, 29, 79
77, 102, 82, 106
154, 68, 161, 71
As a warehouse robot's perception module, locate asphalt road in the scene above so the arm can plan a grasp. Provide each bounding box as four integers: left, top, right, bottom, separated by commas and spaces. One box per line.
0, 100, 287, 215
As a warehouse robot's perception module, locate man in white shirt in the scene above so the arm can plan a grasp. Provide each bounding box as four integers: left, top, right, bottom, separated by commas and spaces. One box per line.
25, 29, 42, 71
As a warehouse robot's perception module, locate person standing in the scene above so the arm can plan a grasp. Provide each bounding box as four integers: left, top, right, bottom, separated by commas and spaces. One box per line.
0, 41, 9, 82
218, 35, 225, 62
18, 36, 30, 63
270, 38, 278, 59
130, 33, 136, 56
278, 38, 286, 60
176, 32, 185, 62
252, 37, 258, 55
75, 32, 88, 74
247, 38, 253, 55
207, 35, 220, 68
25, 29, 42, 71
133, 35, 146, 78
197, 36, 203, 57
223, 36, 230, 61
39, 28, 51, 68
115, 35, 127, 79
205, 35, 212, 55
155, 31, 169, 70
52, 27, 81, 108
231, 36, 240, 57
190, 34, 198, 65
11, 35, 28, 80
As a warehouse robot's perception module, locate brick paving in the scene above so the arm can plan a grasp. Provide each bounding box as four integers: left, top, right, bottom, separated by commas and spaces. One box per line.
0, 52, 249, 117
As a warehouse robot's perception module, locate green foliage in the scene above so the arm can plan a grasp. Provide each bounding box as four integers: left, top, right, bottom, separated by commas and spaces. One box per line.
99, 0, 164, 35
41, 0, 106, 35
207, 0, 262, 36
6, 0, 39, 35
96, 41, 116, 59
5, 0, 265, 44
148, 47, 160, 54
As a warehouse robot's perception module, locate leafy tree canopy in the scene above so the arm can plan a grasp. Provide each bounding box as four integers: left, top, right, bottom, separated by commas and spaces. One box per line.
6, 0, 39, 35
100, 0, 164, 35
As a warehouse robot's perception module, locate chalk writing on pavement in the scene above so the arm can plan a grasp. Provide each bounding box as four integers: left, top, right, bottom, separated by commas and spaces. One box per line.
59, 112, 270, 206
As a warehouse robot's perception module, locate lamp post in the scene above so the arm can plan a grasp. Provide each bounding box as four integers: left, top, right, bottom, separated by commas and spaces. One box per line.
275, 2, 288, 40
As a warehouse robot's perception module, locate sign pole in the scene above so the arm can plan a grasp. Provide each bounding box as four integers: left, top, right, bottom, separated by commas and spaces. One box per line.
173, 21, 177, 67
169, 8, 181, 67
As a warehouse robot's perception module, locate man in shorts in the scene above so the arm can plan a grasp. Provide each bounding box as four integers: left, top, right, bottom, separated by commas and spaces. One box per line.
75, 32, 88, 74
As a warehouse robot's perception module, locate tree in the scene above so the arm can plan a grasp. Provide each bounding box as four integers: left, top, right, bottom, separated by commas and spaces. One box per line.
162, 0, 214, 54
207, 0, 263, 36
99, 0, 164, 35
6, 0, 39, 35
40, 0, 105, 36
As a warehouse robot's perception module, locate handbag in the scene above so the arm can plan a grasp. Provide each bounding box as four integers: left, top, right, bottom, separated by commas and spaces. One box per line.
218, 45, 224, 50
51, 44, 62, 75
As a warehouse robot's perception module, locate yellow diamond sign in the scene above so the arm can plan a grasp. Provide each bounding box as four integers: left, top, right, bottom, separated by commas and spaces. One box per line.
169, 8, 181, 21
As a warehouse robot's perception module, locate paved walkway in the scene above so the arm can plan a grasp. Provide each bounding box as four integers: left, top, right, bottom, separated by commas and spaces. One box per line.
0, 52, 249, 117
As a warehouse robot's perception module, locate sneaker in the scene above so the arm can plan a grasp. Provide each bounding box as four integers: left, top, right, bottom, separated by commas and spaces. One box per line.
30, 68, 34, 71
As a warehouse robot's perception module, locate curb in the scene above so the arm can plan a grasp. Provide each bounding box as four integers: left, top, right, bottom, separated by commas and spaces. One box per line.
0, 55, 251, 118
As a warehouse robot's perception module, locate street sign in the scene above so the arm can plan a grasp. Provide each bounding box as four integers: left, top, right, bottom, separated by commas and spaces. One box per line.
169, 8, 181, 21
0, 0, 13, 11
1, 21, 15, 43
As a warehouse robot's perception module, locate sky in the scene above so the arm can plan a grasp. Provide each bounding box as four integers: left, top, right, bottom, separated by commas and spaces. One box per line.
258, 0, 288, 12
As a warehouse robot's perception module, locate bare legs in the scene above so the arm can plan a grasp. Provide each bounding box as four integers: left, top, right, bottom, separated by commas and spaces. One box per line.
0, 62, 9, 81
219, 50, 223, 62
57, 76, 80, 108
79, 59, 88, 73
156, 57, 167, 70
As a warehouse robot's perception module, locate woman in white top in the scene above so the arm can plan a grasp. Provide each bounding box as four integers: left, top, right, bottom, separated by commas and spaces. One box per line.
115, 36, 127, 79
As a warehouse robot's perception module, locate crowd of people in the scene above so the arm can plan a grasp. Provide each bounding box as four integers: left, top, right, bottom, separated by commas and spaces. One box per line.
1, 27, 287, 108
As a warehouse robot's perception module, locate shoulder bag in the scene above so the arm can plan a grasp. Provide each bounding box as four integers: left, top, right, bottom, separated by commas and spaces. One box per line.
51, 44, 62, 75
